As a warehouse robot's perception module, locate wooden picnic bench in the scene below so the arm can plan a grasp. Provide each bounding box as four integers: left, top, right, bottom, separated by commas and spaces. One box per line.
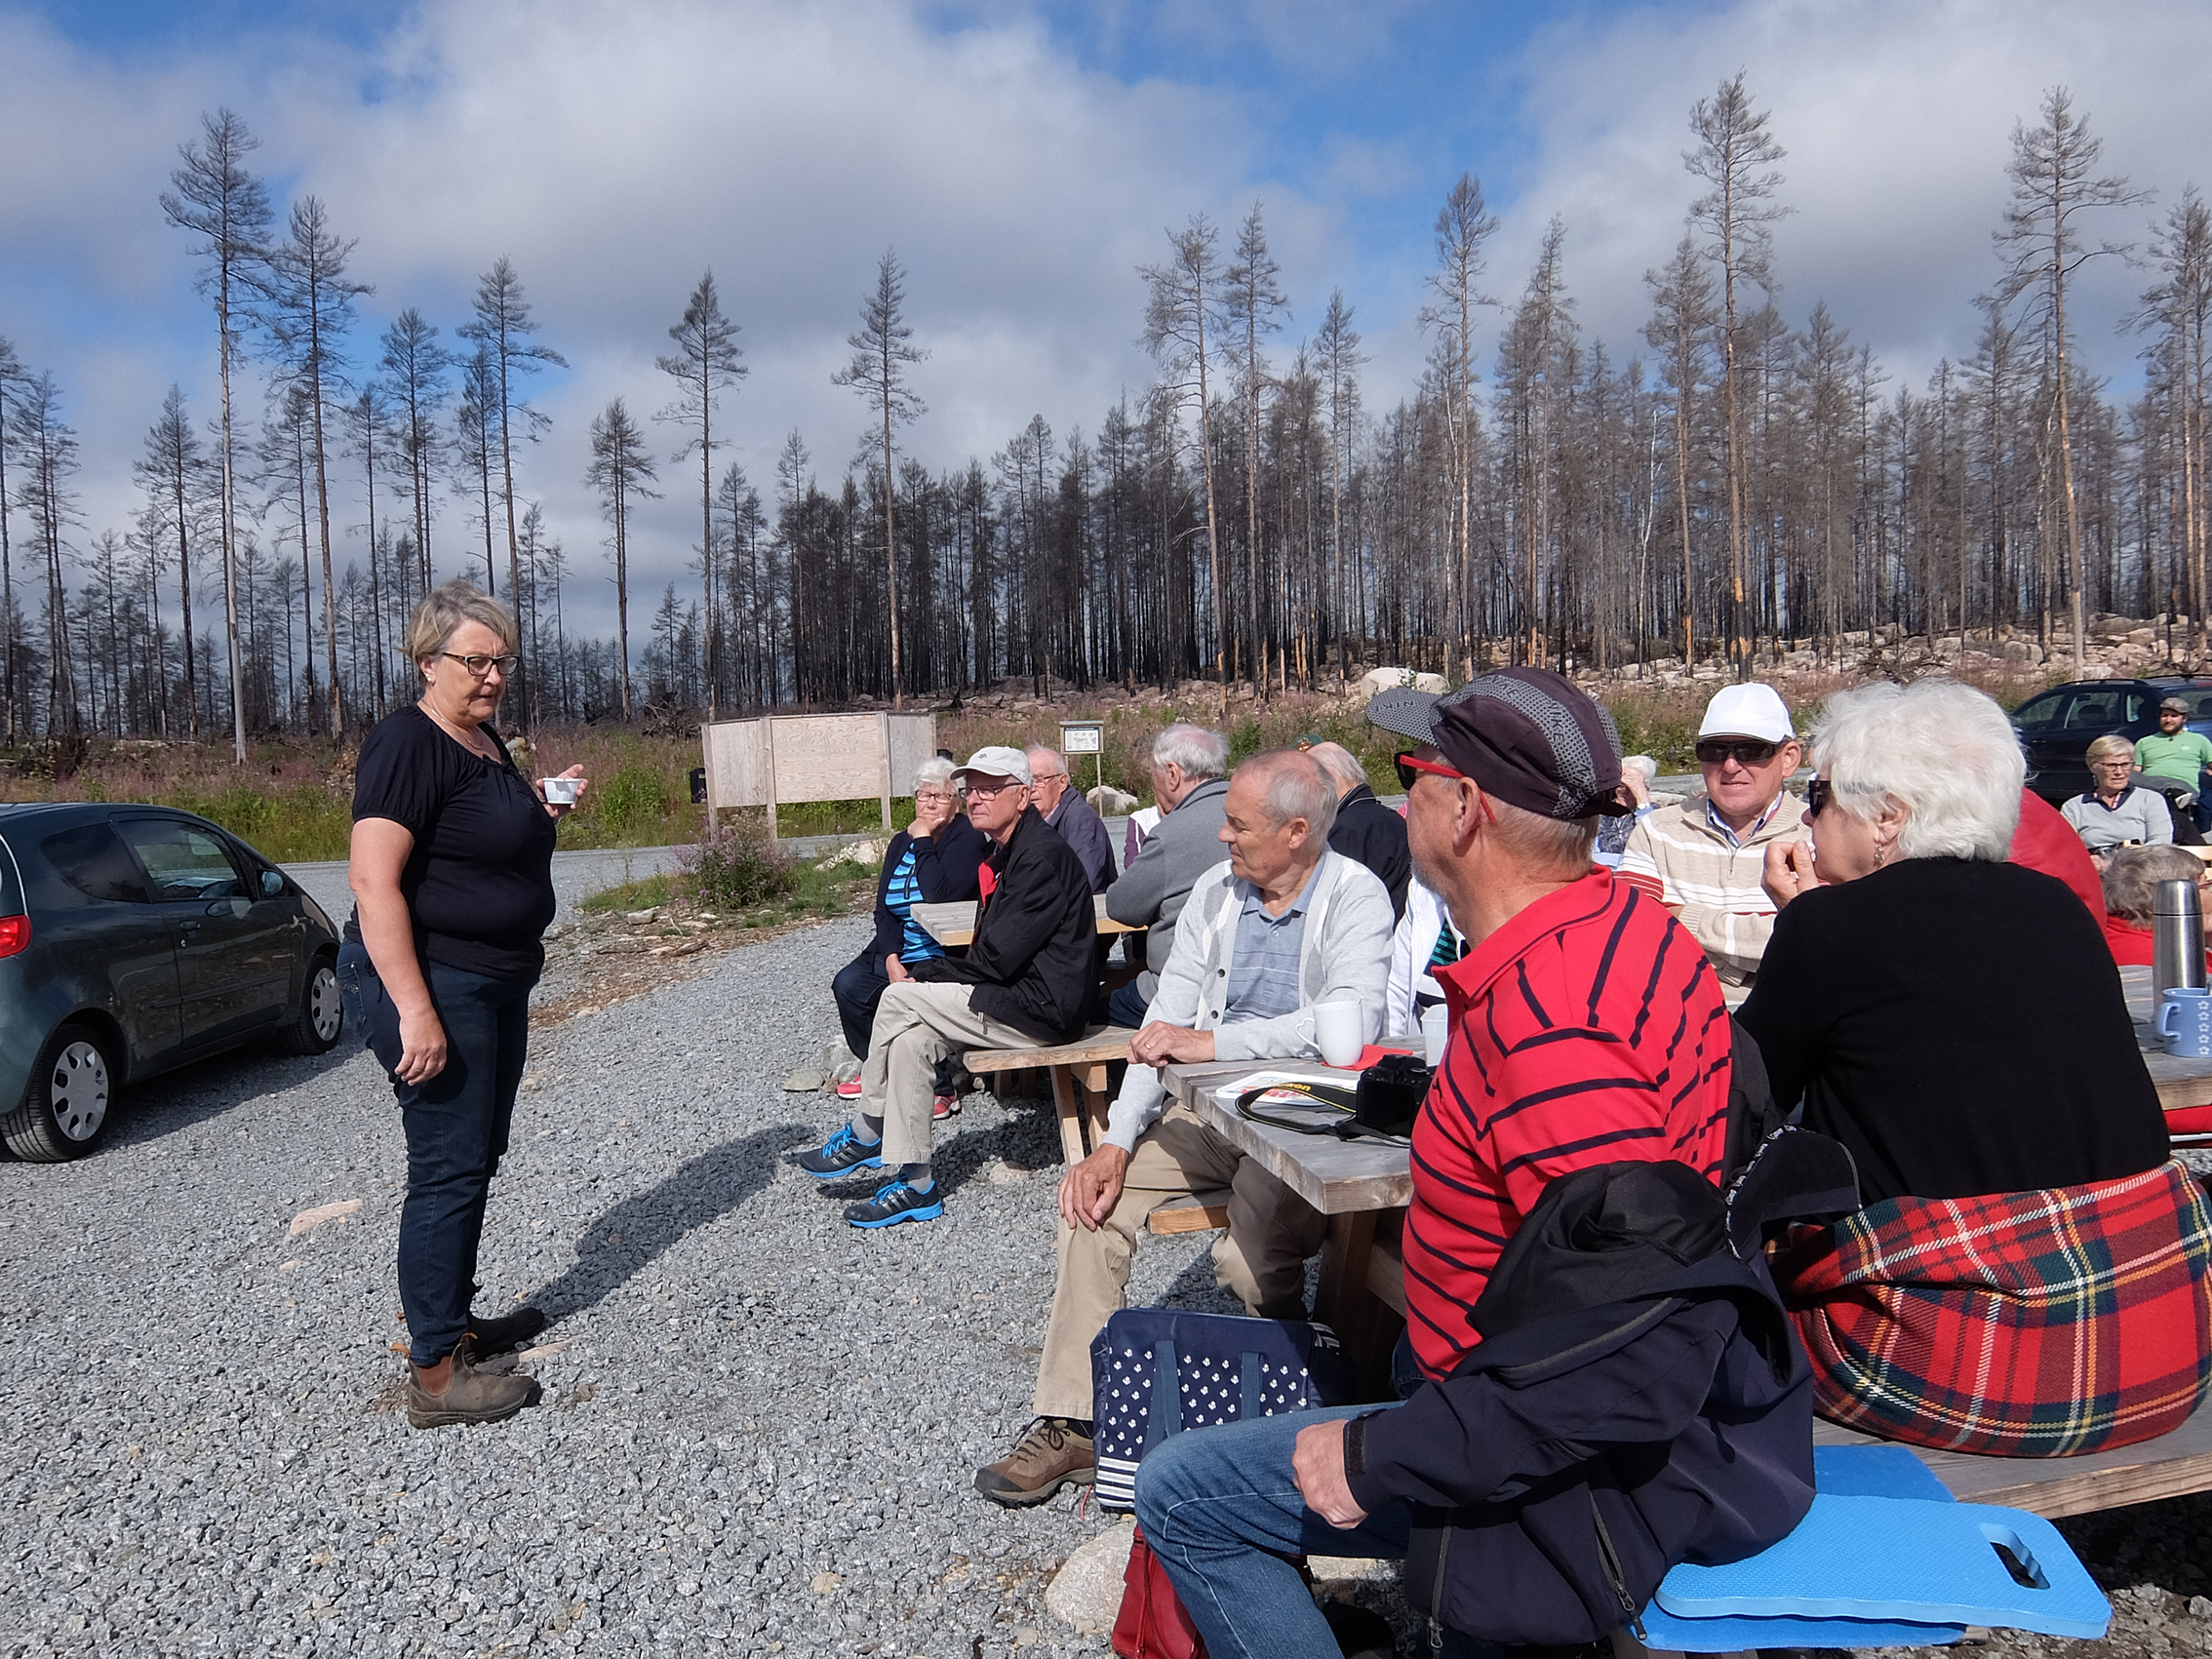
911, 892, 1136, 950
963, 1025, 1135, 1165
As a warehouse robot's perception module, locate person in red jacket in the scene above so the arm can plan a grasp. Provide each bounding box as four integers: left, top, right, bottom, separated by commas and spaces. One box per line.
1131, 669, 1736, 1659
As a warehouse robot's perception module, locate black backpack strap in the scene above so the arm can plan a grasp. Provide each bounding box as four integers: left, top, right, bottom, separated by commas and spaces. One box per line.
1723, 1013, 1787, 1180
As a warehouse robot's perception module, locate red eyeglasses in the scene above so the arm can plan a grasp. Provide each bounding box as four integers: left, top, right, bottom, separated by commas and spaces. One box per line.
1395, 751, 1465, 790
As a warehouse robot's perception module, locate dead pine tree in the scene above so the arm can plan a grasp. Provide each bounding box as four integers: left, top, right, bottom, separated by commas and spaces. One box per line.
0, 337, 26, 742
132, 386, 211, 737
1421, 175, 1498, 681
1315, 290, 1367, 689
1225, 203, 1286, 693
266, 194, 371, 738
1140, 217, 1228, 713
161, 107, 272, 762
1643, 235, 1715, 670
461, 258, 565, 724
1685, 72, 1791, 677
585, 397, 658, 721
2133, 188, 2212, 660
1992, 88, 2147, 678
833, 251, 925, 709
656, 270, 746, 718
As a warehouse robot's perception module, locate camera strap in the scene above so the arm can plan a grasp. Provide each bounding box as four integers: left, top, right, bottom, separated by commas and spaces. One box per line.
1233, 1081, 1412, 1146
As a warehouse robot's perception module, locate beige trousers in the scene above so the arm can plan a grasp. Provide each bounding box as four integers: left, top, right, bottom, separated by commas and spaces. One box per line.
1032, 1103, 1326, 1421
858, 981, 1047, 1168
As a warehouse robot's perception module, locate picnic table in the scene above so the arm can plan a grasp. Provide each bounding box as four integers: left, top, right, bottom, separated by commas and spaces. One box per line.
911, 893, 1135, 949
2120, 963, 2212, 1125
1160, 1053, 1414, 1393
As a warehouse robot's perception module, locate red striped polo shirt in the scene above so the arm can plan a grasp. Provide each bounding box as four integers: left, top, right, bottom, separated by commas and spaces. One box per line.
1403, 870, 1733, 1379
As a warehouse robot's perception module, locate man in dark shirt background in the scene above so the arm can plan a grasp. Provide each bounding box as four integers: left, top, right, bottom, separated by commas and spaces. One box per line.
1027, 744, 1117, 892
1308, 741, 1410, 920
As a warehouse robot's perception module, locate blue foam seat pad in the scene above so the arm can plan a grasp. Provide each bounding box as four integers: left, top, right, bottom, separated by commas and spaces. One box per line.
1652, 1494, 2110, 1639
1812, 1442, 1955, 1503
1634, 1604, 1969, 1652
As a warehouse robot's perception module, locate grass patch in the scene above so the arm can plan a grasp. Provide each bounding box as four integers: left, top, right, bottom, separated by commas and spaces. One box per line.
579, 874, 676, 914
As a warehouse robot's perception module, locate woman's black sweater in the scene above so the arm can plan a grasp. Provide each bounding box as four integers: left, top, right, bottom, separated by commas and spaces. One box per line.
1737, 857, 2170, 1205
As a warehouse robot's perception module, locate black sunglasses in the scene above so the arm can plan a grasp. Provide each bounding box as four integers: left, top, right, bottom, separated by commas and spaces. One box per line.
1695, 738, 1781, 767
1804, 776, 1832, 818
1394, 751, 1465, 791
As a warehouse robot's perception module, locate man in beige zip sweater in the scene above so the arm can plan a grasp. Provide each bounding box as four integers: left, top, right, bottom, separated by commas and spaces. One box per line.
1617, 682, 1807, 987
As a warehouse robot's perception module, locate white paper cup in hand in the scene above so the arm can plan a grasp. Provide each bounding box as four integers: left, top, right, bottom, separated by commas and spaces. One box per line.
1313, 1001, 1363, 1069
1421, 1004, 1449, 1067
541, 776, 581, 806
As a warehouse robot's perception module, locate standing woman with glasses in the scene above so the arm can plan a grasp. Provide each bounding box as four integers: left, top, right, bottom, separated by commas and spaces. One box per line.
339, 580, 588, 1429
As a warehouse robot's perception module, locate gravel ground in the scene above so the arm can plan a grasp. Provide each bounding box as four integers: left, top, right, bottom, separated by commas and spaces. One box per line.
6, 909, 2211, 1659
0, 914, 1242, 1659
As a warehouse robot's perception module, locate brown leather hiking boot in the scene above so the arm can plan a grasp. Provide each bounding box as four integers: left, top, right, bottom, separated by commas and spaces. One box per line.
974, 1417, 1095, 1507
405, 1355, 543, 1429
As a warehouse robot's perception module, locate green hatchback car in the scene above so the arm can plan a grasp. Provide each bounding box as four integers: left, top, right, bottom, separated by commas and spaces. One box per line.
0, 803, 343, 1161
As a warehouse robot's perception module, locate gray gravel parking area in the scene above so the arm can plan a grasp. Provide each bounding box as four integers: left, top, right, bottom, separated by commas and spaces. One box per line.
7, 911, 2212, 1659
0, 914, 1238, 1659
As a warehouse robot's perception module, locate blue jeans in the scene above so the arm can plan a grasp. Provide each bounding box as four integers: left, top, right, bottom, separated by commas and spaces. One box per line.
1107, 977, 1151, 1030
1134, 1403, 1497, 1659
337, 942, 537, 1366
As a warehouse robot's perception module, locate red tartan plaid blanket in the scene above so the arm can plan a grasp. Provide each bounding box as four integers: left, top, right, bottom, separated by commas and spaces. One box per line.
1776, 1158, 2212, 1456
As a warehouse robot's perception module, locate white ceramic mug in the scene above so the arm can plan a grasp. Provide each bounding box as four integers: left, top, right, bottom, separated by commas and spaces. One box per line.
541, 776, 582, 806
1313, 1000, 1363, 1069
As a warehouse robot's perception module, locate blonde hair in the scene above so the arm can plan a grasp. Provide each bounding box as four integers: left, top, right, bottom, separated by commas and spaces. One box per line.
2084, 733, 2137, 769
405, 580, 518, 663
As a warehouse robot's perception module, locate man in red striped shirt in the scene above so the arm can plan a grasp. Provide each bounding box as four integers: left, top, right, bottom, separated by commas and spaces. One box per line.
1133, 668, 1736, 1659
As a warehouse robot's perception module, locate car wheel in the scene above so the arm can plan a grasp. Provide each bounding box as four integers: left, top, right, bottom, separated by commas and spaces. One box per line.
3, 1023, 116, 1162
276, 954, 343, 1056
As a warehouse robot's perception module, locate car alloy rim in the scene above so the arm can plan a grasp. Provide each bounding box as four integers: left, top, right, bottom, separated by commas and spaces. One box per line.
308, 966, 342, 1042
49, 1040, 109, 1142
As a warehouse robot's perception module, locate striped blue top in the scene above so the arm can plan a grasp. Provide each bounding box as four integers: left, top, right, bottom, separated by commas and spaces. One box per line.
1225, 862, 1320, 1019
886, 846, 944, 963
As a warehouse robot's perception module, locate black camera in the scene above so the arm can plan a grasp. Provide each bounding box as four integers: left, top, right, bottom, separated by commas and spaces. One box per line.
1354, 1053, 1433, 1137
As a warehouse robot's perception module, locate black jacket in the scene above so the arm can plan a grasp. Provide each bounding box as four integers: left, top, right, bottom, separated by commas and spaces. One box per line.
1344, 1158, 1816, 1648
908, 806, 1096, 1042
1328, 784, 1411, 921
867, 817, 990, 962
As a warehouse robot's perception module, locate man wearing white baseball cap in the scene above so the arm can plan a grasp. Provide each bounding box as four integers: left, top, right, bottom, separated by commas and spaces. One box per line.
1617, 682, 1807, 986
798, 744, 1097, 1227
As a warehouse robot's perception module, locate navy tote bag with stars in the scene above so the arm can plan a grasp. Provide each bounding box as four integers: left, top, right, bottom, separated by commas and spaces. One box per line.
1090, 1309, 1355, 1511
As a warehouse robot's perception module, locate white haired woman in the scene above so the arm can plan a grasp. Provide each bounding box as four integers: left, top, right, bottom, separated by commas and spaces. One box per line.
829, 758, 989, 1119
1744, 679, 2207, 1456
2063, 733, 2172, 855
340, 581, 587, 1430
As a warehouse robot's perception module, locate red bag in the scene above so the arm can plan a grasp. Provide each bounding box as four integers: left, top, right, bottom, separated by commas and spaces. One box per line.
1111, 1524, 1207, 1659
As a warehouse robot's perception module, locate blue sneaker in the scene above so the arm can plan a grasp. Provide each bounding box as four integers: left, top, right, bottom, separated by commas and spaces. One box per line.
798, 1124, 883, 1178
845, 1180, 944, 1229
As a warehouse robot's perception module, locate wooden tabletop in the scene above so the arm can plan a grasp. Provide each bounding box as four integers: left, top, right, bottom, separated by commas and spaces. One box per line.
912, 893, 1134, 947
1161, 1058, 1412, 1215
2119, 964, 2212, 1111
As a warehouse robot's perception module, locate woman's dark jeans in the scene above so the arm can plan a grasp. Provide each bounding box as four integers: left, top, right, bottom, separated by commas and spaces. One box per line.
336, 941, 537, 1367
832, 948, 958, 1090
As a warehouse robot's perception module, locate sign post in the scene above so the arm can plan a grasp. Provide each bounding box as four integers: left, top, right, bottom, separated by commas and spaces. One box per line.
1060, 721, 1105, 793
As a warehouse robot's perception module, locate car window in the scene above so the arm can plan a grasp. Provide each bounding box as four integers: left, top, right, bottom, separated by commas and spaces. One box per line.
2061, 690, 2129, 731
41, 821, 153, 904
115, 818, 247, 901
2012, 691, 2067, 728
2125, 691, 2152, 723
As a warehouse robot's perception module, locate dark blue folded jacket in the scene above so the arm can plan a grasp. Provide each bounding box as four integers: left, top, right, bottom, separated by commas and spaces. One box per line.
1344, 1158, 1818, 1649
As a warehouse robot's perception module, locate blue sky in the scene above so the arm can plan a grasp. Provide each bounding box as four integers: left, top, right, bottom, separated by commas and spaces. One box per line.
4, 0, 2209, 641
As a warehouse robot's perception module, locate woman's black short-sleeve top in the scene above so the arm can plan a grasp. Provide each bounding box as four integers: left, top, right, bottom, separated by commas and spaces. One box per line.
346, 705, 558, 978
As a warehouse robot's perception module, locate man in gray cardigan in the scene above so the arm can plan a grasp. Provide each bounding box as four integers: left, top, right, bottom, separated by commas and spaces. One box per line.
1102, 724, 1233, 1028
974, 749, 1395, 1508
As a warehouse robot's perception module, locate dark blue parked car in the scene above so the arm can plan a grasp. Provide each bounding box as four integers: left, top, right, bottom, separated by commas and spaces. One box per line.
0, 803, 342, 1162
2011, 676, 2212, 805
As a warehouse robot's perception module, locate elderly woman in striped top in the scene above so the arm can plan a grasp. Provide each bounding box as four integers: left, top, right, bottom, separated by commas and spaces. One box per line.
828, 758, 989, 1120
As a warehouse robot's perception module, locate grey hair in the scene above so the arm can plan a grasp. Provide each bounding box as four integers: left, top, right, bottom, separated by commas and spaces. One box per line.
912, 756, 960, 797
1238, 749, 1339, 840
1024, 745, 1068, 779
1809, 680, 2024, 861
1306, 741, 1368, 794
1490, 798, 1599, 875
2084, 733, 2137, 769
2102, 844, 2206, 923
1622, 755, 1658, 784
405, 578, 517, 660
1152, 723, 1230, 779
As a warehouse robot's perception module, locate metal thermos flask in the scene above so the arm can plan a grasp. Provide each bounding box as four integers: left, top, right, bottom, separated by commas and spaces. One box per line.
2153, 877, 2206, 1006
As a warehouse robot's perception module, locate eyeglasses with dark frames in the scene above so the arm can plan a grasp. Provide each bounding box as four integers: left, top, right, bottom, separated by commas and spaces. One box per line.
1394, 751, 1466, 791
441, 652, 521, 679
1803, 776, 1833, 818
1695, 738, 1781, 768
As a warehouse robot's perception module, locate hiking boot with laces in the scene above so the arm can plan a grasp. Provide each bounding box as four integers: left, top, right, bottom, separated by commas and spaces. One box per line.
844, 1179, 944, 1228
405, 1356, 543, 1430
798, 1123, 884, 1177
973, 1417, 1095, 1507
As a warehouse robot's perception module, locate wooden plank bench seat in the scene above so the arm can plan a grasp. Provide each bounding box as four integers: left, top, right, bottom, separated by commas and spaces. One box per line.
1148, 1191, 1233, 1235
963, 1025, 1135, 1165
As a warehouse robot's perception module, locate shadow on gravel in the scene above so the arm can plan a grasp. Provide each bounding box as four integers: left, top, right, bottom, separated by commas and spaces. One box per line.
96, 1042, 359, 1155
810, 1101, 1069, 1205
529, 1121, 811, 1318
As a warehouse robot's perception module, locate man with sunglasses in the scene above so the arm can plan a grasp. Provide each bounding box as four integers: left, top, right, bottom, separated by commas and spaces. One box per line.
1617, 682, 1806, 987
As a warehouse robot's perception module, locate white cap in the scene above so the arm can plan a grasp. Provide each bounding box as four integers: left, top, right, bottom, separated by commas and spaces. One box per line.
1698, 683, 1795, 743
953, 745, 1032, 786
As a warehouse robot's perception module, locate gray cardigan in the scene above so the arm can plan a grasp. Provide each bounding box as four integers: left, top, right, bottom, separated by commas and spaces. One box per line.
1104, 775, 1232, 996
1103, 849, 1395, 1151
